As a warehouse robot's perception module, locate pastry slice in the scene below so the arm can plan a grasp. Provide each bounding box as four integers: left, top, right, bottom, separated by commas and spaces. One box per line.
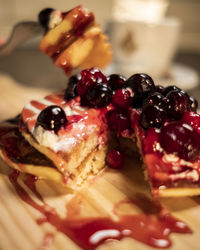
125, 71, 200, 197
39, 5, 112, 74
19, 89, 111, 188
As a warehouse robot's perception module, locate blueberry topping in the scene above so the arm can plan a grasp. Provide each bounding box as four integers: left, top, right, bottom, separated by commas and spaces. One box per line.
143, 92, 166, 109
140, 105, 167, 129
38, 8, 55, 30
107, 74, 127, 91
126, 73, 155, 108
86, 83, 112, 108
166, 90, 188, 119
188, 96, 198, 112
163, 85, 181, 96
64, 74, 80, 101
155, 85, 165, 94
36, 105, 67, 133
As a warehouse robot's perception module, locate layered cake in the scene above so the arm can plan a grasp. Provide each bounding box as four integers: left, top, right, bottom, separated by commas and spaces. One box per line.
0, 6, 200, 196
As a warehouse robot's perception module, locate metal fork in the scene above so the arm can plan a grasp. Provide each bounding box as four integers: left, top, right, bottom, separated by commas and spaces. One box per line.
0, 21, 44, 56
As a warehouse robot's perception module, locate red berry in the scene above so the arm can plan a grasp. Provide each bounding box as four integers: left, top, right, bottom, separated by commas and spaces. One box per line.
76, 68, 107, 97
106, 110, 130, 134
112, 88, 133, 110
106, 149, 124, 168
182, 111, 200, 132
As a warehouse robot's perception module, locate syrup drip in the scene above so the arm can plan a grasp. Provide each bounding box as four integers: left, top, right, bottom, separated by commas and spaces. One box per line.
38, 233, 54, 250
30, 101, 47, 111
9, 170, 191, 249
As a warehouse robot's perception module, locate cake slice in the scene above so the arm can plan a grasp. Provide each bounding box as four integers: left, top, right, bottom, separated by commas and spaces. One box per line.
19, 85, 112, 187
126, 73, 200, 197
38, 6, 112, 74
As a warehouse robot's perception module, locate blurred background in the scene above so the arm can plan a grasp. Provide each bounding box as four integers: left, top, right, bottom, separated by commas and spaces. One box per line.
0, 0, 199, 92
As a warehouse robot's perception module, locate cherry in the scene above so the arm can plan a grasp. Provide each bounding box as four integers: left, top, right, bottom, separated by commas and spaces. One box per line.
64, 74, 80, 101
140, 105, 167, 129
106, 110, 130, 134
112, 88, 133, 110
166, 90, 188, 119
107, 74, 127, 91
86, 83, 112, 107
126, 73, 155, 107
188, 96, 198, 112
143, 92, 166, 109
160, 121, 200, 161
144, 127, 161, 154
106, 149, 124, 168
38, 8, 55, 30
163, 85, 181, 96
182, 111, 200, 132
76, 68, 107, 97
36, 105, 67, 133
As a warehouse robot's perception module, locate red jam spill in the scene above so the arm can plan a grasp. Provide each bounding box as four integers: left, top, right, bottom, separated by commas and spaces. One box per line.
9, 170, 191, 249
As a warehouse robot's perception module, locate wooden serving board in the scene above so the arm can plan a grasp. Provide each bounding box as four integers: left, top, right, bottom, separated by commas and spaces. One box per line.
0, 75, 200, 250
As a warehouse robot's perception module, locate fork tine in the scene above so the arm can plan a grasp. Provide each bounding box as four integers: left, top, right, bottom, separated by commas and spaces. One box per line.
0, 21, 43, 56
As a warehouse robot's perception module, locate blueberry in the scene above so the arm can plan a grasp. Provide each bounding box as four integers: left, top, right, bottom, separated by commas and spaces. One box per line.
38, 8, 55, 30
36, 105, 67, 133
86, 83, 112, 108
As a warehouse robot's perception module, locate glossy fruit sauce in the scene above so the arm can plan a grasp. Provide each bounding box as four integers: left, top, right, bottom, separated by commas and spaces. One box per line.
8, 170, 191, 250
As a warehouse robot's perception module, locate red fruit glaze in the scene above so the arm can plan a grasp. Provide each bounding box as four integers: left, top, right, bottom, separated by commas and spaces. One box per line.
106, 149, 124, 168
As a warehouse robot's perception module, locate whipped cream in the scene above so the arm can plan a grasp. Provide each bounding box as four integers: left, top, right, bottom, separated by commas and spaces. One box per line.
33, 122, 96, 153
48, 10, 63, 29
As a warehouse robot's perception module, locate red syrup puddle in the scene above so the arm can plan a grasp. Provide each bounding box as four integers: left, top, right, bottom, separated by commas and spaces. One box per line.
9, 170, 192, 249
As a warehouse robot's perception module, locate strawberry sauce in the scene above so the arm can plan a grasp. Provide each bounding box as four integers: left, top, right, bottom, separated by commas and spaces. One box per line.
9, 170, 191, 249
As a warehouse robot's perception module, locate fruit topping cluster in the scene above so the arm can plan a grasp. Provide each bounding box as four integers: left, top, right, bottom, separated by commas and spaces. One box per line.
64, 68, 198, 129
35, 68, 200, 161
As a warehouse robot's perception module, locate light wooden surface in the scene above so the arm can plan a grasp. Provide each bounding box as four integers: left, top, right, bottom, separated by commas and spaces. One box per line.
0, 74, 200, 250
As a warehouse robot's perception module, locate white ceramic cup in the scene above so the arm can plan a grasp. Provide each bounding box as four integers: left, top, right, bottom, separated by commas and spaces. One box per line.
108, 17, 181, 78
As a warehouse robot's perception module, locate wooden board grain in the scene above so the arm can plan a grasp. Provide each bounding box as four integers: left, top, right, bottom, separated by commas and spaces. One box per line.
0, 75, 200, 250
